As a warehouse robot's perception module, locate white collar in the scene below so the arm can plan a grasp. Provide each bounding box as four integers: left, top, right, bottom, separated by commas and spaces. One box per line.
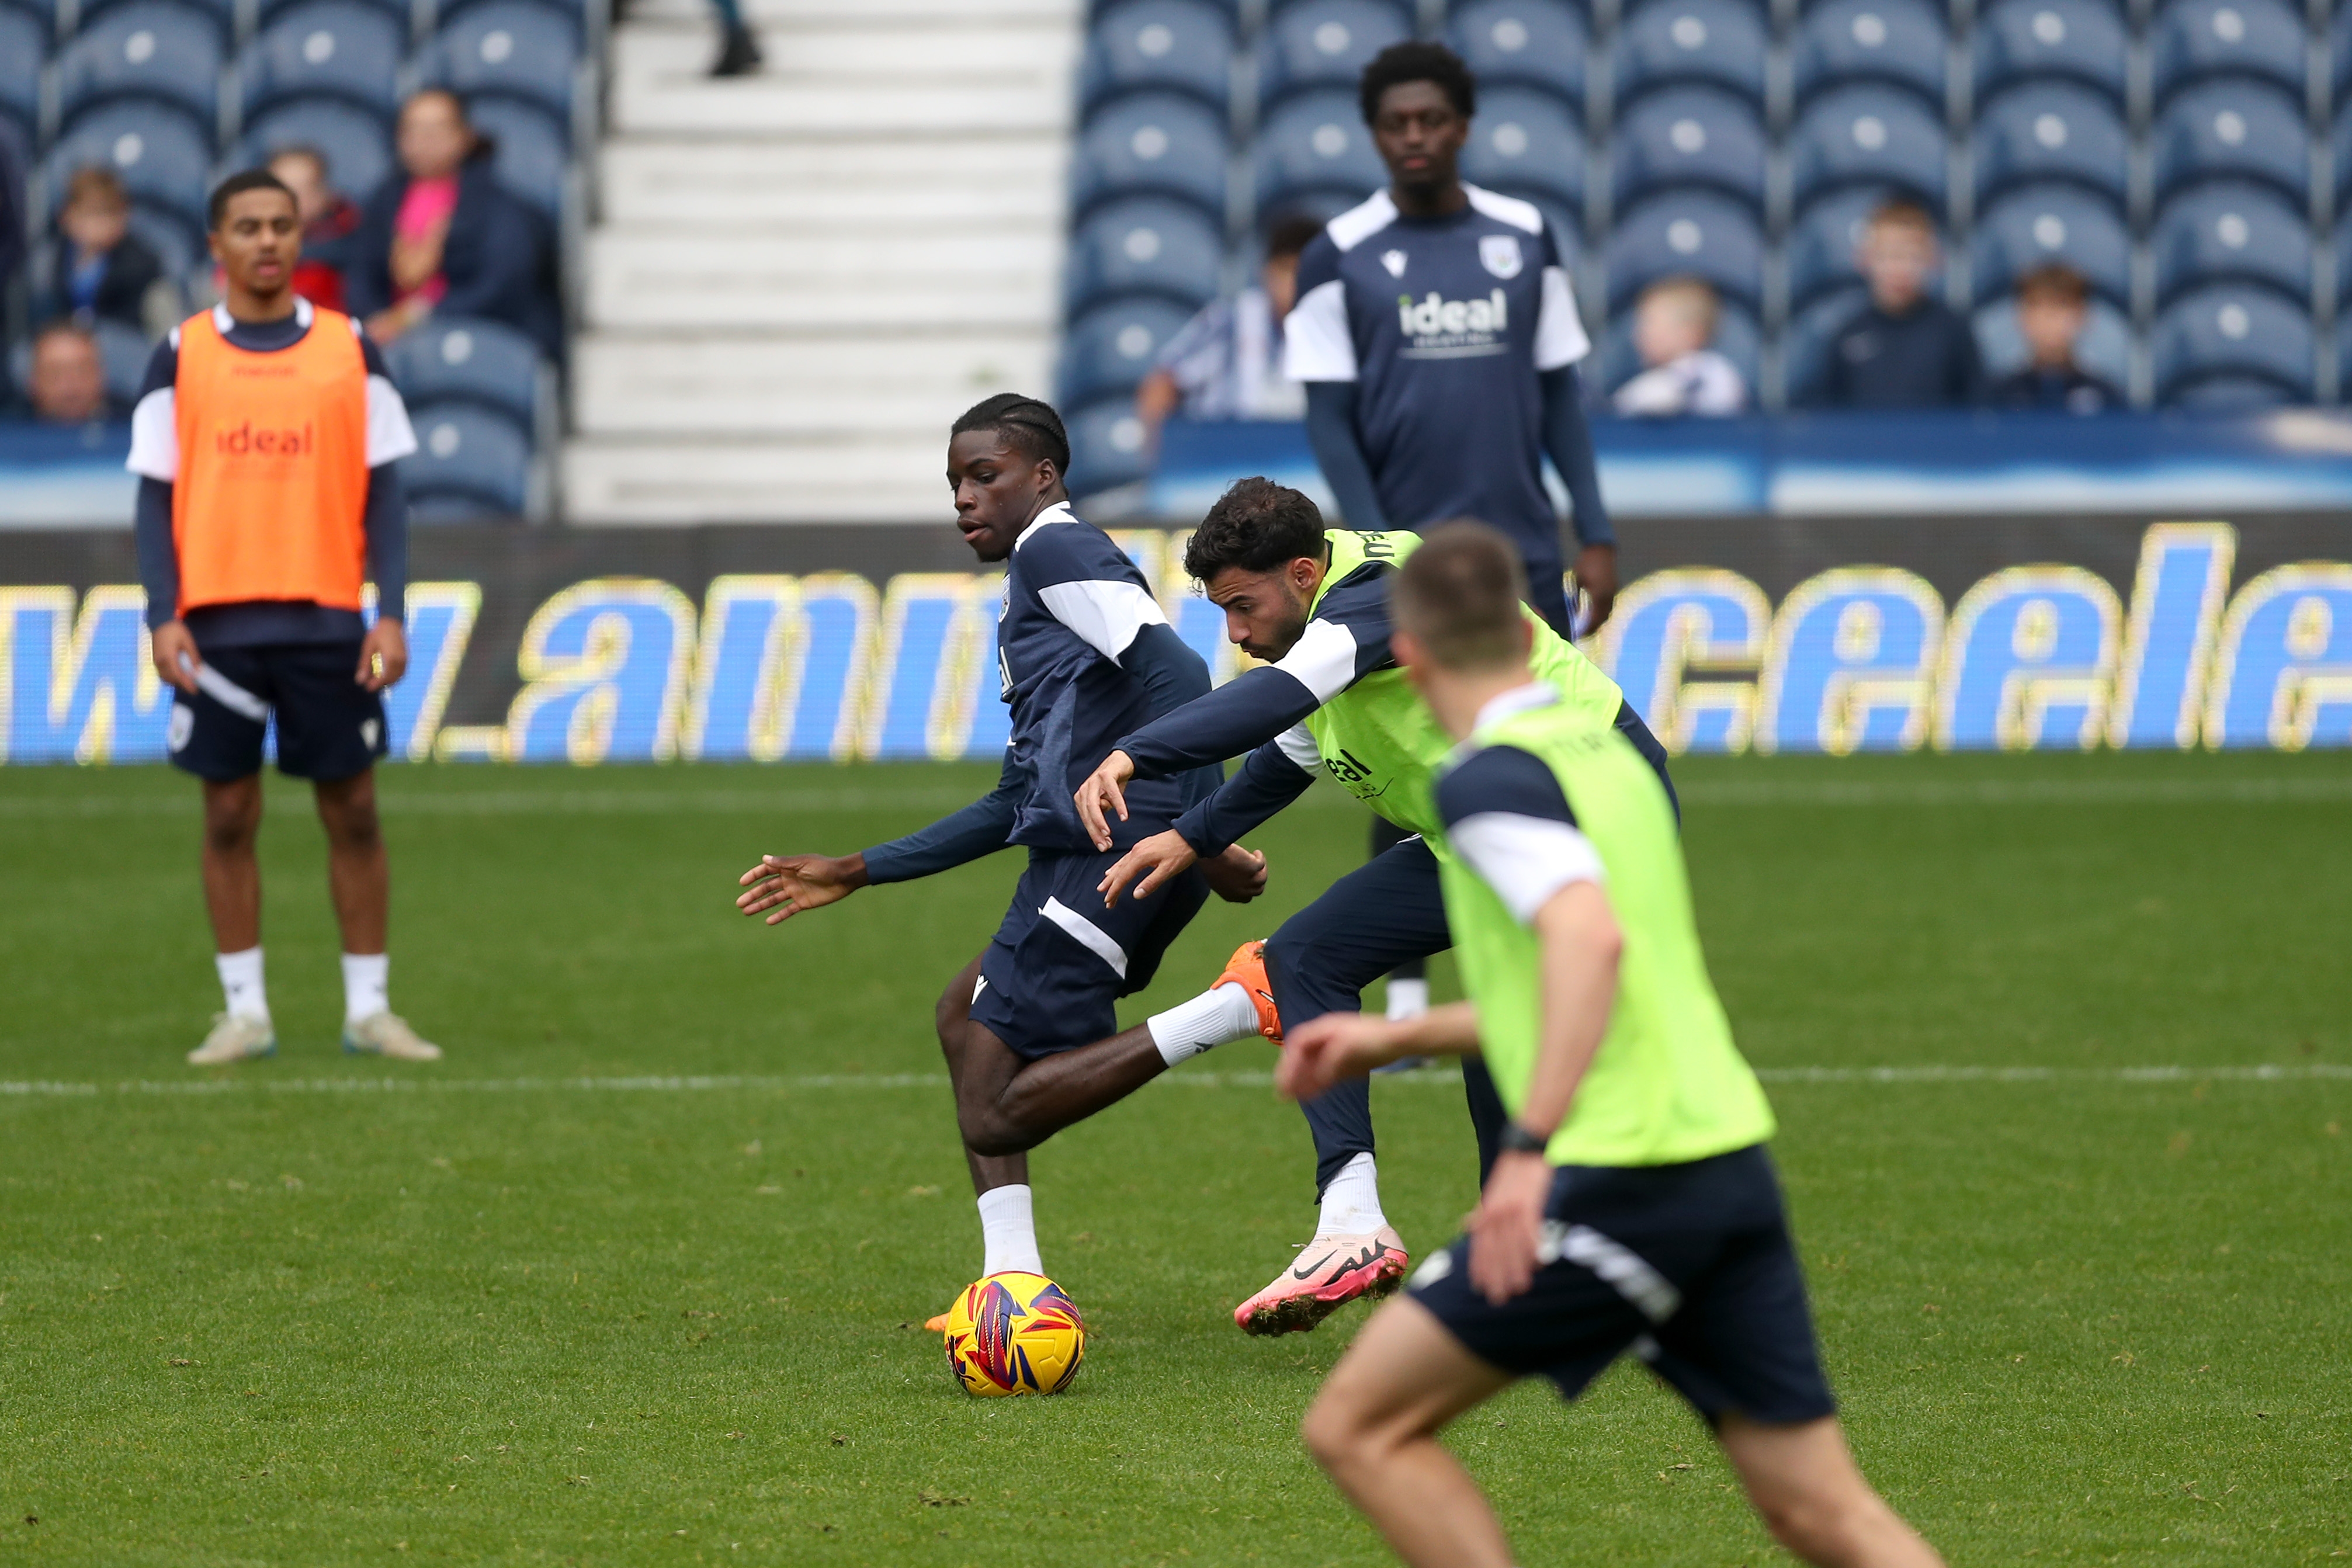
213, 296, 313, 335
1012, 500, 1076, 550
1471, 682, 1560, 734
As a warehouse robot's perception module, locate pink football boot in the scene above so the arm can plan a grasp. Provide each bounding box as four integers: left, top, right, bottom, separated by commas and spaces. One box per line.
1233, 1227, 1410, 1336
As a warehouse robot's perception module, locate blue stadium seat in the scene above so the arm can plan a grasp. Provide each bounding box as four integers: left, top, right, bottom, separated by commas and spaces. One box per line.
1604, 189, 1764, 309
1253, 89, 1386, 213
2337, 0, 2352, 109
2152, 79, 2308, 203
1258, 0, 1411, 112
381, 316, 544, 428
41, 100, 212, 230
1517, 193, 1581, 265
1060, 296, 1197, 405
2152, 181, 2311, 307
2150, 0, 2305, 107
237, 96, 394, 206
1071, 92, 1228, 222
1971, 81, 2129, 209
2152, 283, 2314, 403
0, 9, 41, 146
1447, 0, 1587, 108
2165, 375, 2294, 411
1782, 285, 1867, 403
238, 1, 405, 121
1971, 183, 2130, 306
403, 403, 532, 519
1459, 86, 1586, 213
1066, 395, 1153, 493
414, 1, 579, 121
1785, 185, 1940, 308
1609, 86, 1766, 211
1066, 197, 1224, 314
1614, 0, 1768, 108
90, 317, 155, 405
1972, 292, 2131, 390
1791, 0, 1946, 112
1973, 0, 2128, 106
1080, 0, 1233, 115
1789, 84, 1948, 216
54, 2, 224, 131
258, 0, 408, 25
78, 0, 233, 41
1592, 298, 1760, 401
2337, 99, 2352, 207
467, 95, 568, 217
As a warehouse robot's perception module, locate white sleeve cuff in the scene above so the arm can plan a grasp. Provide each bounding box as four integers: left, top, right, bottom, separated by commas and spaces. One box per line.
1449, 811, 1605, 924
1037, 577, 1168, 662
365, 374, 419, 466
1274, 721, 1321, 771
125, 387, 179, 480
1532, 265, 1592, 372
1282, 277, 1357, 381
1271, 616, 1360, 702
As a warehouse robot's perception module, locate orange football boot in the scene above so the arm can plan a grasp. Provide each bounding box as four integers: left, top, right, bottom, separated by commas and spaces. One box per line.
1215, 939, 1283, 1044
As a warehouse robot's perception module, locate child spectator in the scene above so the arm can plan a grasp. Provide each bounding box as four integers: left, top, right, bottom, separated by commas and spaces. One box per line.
1612, 277, 1746, 417
1993, 263, 2123, 414
1813, 200, 1980, 408
345, 90, 561, 357
266, 145, 363, 311
22, 321, 127, 425
1135, 213, 1323, 440
38, 168, 178, 338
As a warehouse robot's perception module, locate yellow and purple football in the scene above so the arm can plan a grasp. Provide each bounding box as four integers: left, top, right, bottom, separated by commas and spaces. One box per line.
941, 1271, 1087, 1397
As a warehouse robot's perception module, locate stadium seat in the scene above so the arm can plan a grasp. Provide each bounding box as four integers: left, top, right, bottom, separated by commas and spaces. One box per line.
258, 0, 410, 25
238, 1, 405, 121
1252, 89, 1387, 213
1972, 292, 2131, 390
1973, 0, 2128, 105
414, 1, 580, 121
2152, 283, 2314, 403
1446, 0, 1587, 108
1079, 0, 1233, 115
237, 96, 394, 205
77, 0, 233, 41
1781, 284, 1867, 404
2337, 100, 2352, 208
2152, 79, 2309, 203
1614, 0, 1768, 108
1608, 86, 1767, 211
0, 9, 43, 147
1785, 185, 1941, 308
2152, 181, 2311, 307
1791, 0, 1946, 112
468, 95, 568, 217
1066, 395, 1153, 492
402, 403, 532, 518
381, 315, 546, 429
1788, 84, 1948, 216
2150, 0, 2305, 107
2333, 206, 2352, 310
1970, 183, 2130, 306
2337, 1, 2352, 109
1257, 0, 1411, 112
1604, 189, 1764, 309
1591, 298, 1761, 402
2164, 374, 2294, 411
41, 100, 213, 230
1971, 81, 2129, 209
1060, 296, 1197, 405
1071, 92, 1228, 222
1065, 197, 1224, 315
1459, 86, 1586, 213
54, 2, 224, 131
91, 316, 154, 407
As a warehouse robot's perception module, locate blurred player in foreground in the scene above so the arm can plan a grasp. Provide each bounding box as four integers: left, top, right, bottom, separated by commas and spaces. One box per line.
133, 169, 435, 1066
1278, 523, 1943, 1568
735, 396, 1267, 1305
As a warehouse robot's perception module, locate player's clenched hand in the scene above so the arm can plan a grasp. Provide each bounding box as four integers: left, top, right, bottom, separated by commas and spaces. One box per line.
736, 852, 869, 925
1468, 1151, 1551, 1305
1098, 829, 1195, 910
357, 619, 408, 692
1074, 750, 1137, 851
1276, 1011, 1405, 1101
1202, 844, 1267, 904
151, 620, 201, 695
1573, 543, 1618, 634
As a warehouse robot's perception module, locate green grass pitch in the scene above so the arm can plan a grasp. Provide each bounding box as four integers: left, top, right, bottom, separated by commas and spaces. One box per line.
2, 751, 2347, 1566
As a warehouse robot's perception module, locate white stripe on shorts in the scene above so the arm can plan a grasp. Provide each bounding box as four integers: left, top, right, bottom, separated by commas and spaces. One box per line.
1039, 896, 1128, 979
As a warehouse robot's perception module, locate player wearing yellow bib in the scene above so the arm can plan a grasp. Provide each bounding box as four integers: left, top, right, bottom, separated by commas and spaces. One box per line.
1278, 523, 1942, 1568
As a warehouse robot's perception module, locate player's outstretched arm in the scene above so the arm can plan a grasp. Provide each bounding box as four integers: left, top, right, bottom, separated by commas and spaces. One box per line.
735, 852, 868, 925
1277, 1003, 1482, 1101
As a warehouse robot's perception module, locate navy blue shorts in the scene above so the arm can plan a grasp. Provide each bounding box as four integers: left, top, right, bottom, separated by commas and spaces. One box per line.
970, 844, 1210, 1060
166, 641, 388, 783
1407, 1144, 1837, 1427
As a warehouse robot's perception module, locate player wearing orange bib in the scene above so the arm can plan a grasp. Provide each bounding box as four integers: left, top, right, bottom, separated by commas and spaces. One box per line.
130, 169, 439, 1066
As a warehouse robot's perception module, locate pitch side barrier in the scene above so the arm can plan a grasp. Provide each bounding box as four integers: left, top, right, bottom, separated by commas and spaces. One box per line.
1, 516, 2347, 765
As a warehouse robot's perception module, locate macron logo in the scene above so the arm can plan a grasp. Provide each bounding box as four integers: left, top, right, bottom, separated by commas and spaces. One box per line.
1380, 249, 1407, 277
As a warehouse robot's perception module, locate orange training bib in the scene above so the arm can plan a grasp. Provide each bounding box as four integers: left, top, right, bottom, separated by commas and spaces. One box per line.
172, 307, 372, 616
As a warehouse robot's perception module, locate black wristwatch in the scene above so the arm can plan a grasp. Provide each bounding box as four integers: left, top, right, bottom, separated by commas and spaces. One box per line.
1498, 1121, 1549, 1155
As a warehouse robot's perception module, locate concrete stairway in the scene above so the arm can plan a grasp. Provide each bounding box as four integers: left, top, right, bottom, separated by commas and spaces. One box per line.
564, 0, 1082, 523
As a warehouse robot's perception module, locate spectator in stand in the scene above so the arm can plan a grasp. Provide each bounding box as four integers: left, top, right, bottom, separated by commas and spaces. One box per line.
22, 321, 129, 425
1813, 200, 1980, 408
345, 89, 561, 358
37, 168, 180, 338
1611, 277, 1746, 417
1993, 263, 2122, 414
1135, 214, 1323, 442
266, 145, 363, 311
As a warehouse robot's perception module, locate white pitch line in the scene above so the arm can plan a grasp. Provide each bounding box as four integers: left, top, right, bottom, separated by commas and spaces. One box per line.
1, 1064, 2346, 1099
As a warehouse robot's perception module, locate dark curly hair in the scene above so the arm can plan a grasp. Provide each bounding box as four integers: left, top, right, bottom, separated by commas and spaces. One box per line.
1181, 477, 1327, 581
951, 393, 1071, 476
1359, 40, 1476, 124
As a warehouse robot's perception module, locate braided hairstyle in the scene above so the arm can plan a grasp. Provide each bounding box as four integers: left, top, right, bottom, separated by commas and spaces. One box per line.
951, 394, 1072, 481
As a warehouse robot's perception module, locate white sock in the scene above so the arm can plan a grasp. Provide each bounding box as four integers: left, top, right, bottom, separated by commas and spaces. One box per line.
216, 947, 269, 1024
341, 952, 388, 1025
1385, 977, 1429, 1022
977, 1184, 1042, 1277
1146, 982, 1260, 1066
1316, 1152, 1387, 1237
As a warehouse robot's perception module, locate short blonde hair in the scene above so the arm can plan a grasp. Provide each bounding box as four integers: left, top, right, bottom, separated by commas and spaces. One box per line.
1638, 276, 1719, 336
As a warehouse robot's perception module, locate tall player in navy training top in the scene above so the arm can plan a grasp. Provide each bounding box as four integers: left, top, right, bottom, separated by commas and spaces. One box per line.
734, 396, 1271, 1312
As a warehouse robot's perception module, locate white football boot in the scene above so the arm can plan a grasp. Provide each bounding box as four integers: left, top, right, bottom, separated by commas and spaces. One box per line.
342, 1012, 443, 1061
188, 1013, 277, 1066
